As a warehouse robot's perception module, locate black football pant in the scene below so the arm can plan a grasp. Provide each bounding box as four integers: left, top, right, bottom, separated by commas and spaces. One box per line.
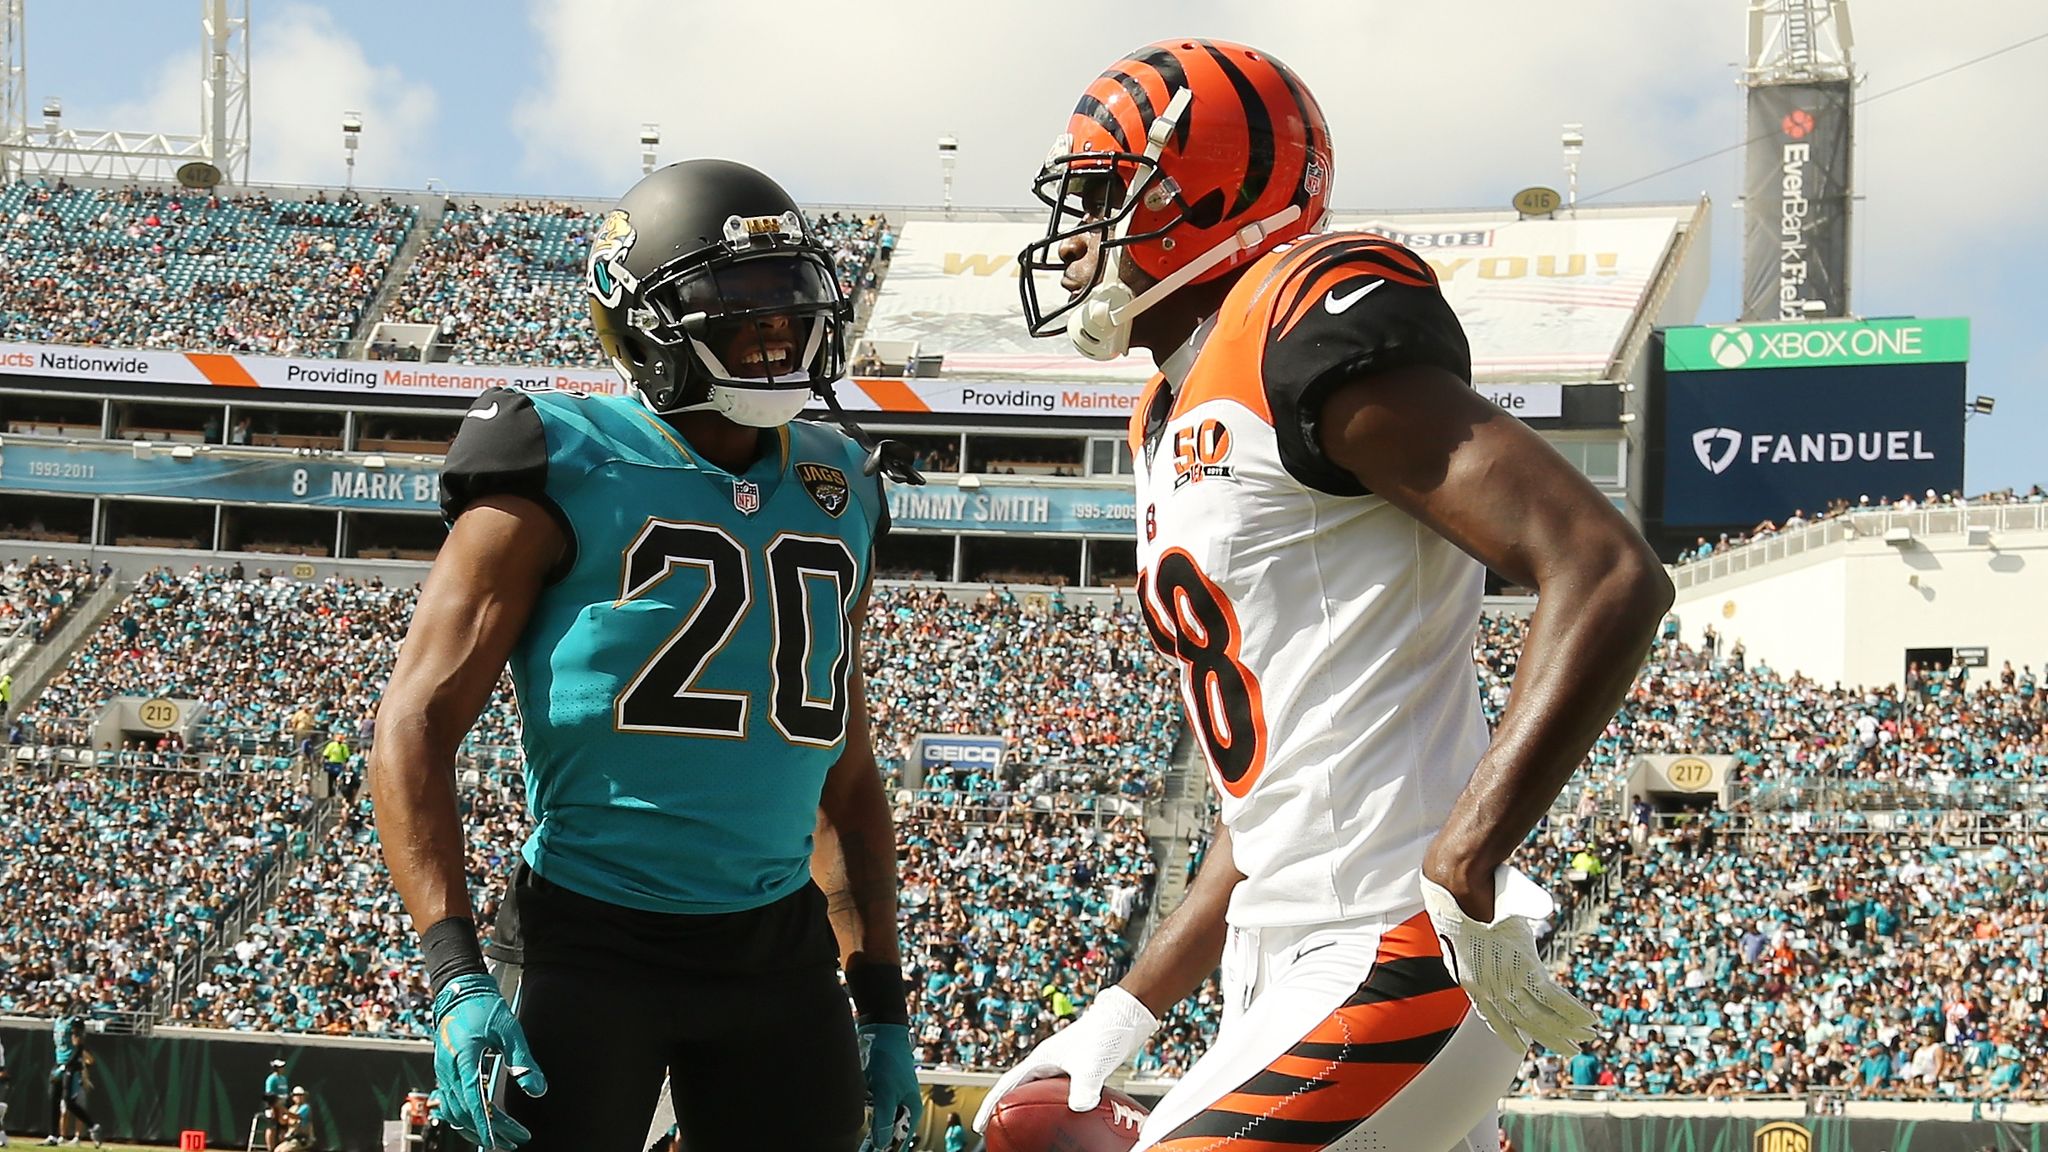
496, 866, 866, 1152
48, 1079, 95, 1132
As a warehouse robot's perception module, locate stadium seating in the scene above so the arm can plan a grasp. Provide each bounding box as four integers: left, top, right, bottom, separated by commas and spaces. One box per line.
0, 761, 311, 1016
865, 586, 1182, 791
897, 775, 1155, 1071
16, 567, 438, 754
380, 201, 605, 366
19, 558, 2048, 1101
171, 783, 525, 1036
1518, 810, 2048, 1101
1674, 484, 2048, 566
0, 555, 105, 653
0, 181, 413, 354
382, 203, 892, 366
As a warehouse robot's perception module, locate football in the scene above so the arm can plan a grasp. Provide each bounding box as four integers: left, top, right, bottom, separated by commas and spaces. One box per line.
981, 1077, 1149, 1152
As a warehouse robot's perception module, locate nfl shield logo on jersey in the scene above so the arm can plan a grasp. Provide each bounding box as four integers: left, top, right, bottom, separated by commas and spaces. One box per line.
732, 479, 762, 515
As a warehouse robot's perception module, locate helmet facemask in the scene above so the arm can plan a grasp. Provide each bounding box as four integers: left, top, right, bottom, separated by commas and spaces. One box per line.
1018, 88, 1193, 360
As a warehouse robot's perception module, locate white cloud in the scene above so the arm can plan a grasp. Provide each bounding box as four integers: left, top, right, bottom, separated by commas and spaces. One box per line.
512, 0, 1740, 211
63, 3, 436, 188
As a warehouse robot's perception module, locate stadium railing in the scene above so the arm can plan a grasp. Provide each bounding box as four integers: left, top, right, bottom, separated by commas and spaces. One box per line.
1670, 501, 2048, 590
0, 569, 121, 711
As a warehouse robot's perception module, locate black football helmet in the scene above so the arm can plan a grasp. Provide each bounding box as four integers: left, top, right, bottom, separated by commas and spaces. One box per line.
587, 159, 920, 481
588, 158, 848, 426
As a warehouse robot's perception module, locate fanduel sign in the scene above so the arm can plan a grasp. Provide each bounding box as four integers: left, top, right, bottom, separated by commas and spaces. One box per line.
1661, 361, 1964, 527
1664, 318, 1969, 373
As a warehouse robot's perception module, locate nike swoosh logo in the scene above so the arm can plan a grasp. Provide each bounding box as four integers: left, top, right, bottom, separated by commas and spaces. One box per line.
466, 402, 500, 420
1325, 280, 1384, 314
1293, 940, 1341, 962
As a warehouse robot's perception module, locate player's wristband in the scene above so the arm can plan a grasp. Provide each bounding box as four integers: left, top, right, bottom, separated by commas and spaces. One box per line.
421, 916, 489, 998
846, 960, 910, 1027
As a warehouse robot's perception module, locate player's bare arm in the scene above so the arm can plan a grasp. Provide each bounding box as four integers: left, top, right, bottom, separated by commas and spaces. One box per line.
812, 583, 904, 972
1315, 365, 1674, 919
1116, 820, 1240, 1017
370, 494, 564, 932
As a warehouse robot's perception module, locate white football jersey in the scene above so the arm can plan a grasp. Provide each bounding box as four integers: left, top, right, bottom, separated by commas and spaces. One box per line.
1132, 233, 1491, 928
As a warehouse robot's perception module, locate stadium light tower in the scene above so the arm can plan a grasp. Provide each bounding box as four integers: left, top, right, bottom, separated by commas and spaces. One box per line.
0, 0, 23, 182
341, 110, 362, 189
640, 122, 661, 176
937, 134, 959, 213
1560, 124, 1583, 211
0, 0, 250, 185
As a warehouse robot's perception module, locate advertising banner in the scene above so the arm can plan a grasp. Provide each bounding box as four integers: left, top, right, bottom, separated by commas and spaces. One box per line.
0, 440, 1148, 535
0, 340, 1150, 420
1504, 1109, 2047, 1152
1742, 80, 1854, 320
887, 481, 1135, 536
866, 211, 1689, 383
1661, 361, 1965, 527
0, 440, 445, 512
0, 1021, 433, 1151
914, 733, 1006, 776
0, 342, 625, 397
1665, 318, 1969, 373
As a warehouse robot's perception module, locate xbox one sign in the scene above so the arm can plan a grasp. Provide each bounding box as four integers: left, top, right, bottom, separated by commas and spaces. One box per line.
1665, 317, 1969, 372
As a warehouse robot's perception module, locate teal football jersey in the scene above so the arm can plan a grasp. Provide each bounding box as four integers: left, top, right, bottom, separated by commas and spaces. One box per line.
441, 388, 887, 914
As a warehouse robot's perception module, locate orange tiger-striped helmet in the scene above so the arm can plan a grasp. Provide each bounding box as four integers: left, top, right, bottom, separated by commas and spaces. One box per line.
1020, 39, 1333, 360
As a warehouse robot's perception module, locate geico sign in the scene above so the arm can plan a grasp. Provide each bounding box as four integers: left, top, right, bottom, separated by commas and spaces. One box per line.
1692, 426, 1938, 475
922, 742, 1002, 764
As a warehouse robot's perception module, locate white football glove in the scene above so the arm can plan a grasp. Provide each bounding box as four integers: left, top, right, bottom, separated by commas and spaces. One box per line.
971, 985, 1160, 1133
1421, 864, 1600, 1056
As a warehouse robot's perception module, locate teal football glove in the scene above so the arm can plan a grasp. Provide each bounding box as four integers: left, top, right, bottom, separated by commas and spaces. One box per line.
858, 1023, 921, 1152
432, 972, 547, 1150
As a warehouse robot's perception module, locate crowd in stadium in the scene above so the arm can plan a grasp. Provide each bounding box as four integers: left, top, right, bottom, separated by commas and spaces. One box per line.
0, 764, 311, 1017
897, 772, 1155, 1071
0, 181, 414, 355
170, 783, 527, 1036
379, 201, 893, 367
1515, 808, 2048, 1101
1674, 484, 2048, 565
0, 555, 105, 650
0, 182, 895, 371
379, 201, 606, 367
865, 585, 1181, 793
14, 561, 2048, 1099
15, 566, 412, 755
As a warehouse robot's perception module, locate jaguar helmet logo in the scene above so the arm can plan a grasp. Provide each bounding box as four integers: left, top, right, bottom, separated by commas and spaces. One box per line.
588, 209, 641, 309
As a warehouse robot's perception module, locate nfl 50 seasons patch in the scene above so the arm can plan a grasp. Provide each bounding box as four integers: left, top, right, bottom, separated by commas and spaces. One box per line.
797, 462, 851, 517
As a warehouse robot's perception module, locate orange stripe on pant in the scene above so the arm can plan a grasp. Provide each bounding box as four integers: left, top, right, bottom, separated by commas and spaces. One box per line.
1149, 913, 1470, 1147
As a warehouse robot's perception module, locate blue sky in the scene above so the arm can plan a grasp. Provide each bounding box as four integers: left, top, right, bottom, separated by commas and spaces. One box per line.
25, 1, 2048, 494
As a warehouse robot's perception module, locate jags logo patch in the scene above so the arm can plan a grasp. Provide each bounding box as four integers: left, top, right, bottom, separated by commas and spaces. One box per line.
798, 462, 851, 517
587, 209, 641, 308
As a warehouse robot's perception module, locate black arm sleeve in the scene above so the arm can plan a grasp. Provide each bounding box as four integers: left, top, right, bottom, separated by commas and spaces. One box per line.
440, 388, 577, 581
1260, 240, 1472, 496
